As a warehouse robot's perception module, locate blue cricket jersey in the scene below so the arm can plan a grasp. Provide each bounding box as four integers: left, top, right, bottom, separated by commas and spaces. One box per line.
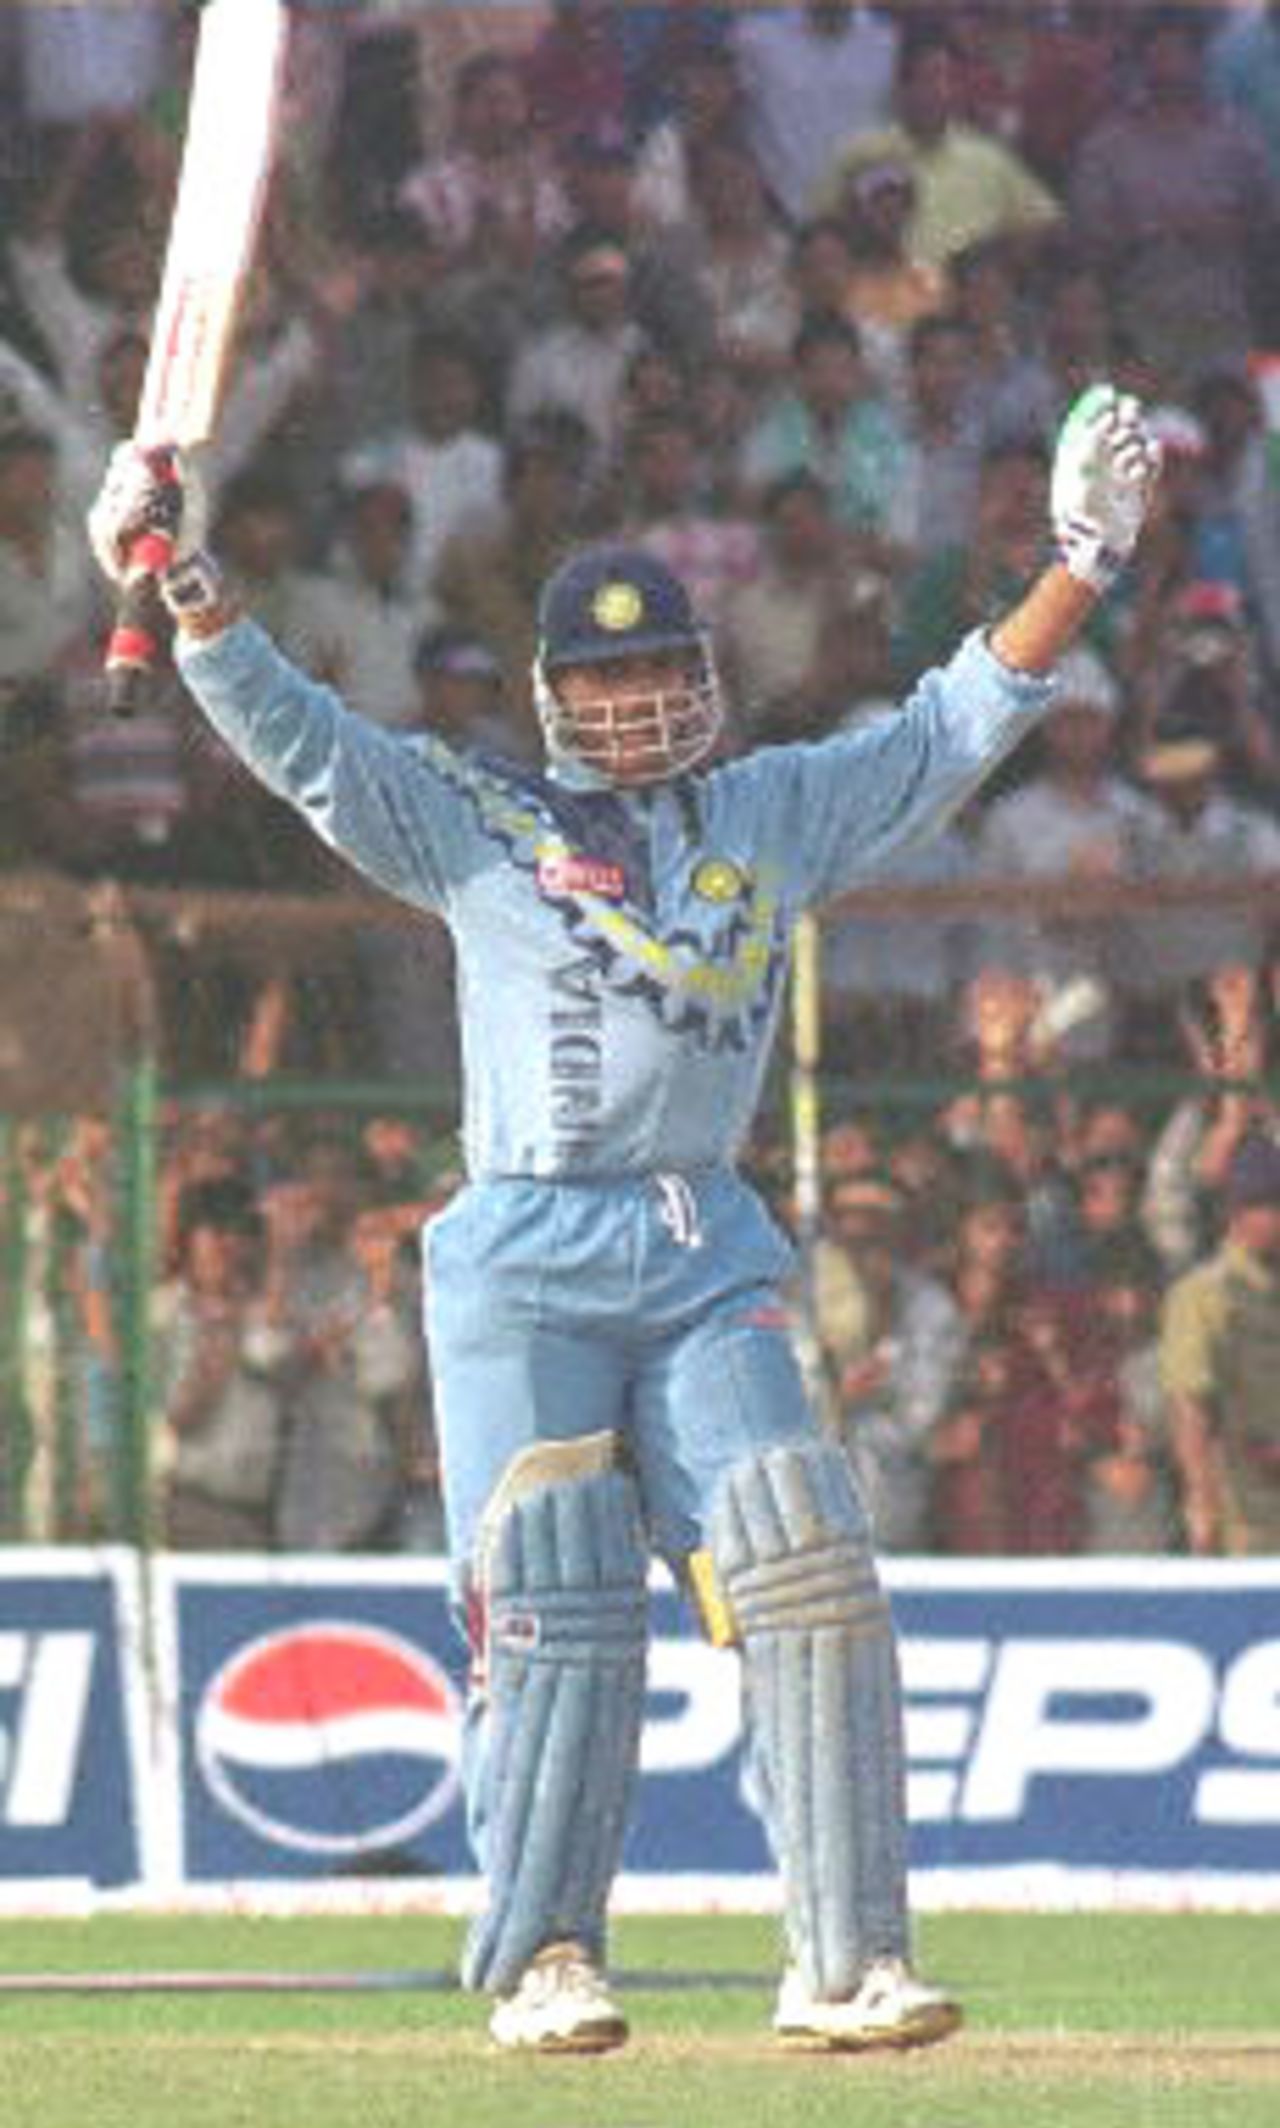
176, 622, 1053, 1179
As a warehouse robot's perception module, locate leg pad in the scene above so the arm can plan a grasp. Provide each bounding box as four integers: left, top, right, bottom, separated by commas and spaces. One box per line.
462, 1460, 648, 1993
711, 1438, 909, 1998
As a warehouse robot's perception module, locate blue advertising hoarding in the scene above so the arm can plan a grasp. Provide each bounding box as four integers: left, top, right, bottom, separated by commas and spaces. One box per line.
3, 1552, 1278, 1904
0, 1548, 151, 1891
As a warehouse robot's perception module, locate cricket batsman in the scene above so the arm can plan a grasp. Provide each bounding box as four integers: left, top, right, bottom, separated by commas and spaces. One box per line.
88, 386, 1160, 2052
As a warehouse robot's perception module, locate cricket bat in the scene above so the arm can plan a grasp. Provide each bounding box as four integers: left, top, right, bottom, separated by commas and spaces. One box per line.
103, 0, 290, 715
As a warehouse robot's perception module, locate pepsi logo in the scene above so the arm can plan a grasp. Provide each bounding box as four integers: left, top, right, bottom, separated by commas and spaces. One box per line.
195, 1620, 463, 1856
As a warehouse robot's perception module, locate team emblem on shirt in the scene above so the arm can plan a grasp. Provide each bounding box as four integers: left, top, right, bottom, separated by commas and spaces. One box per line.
691, 857, 748, 905
592, 581, 645, 632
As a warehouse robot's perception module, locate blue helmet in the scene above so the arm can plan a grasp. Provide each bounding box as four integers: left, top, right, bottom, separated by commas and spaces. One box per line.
534, 544, 722, 783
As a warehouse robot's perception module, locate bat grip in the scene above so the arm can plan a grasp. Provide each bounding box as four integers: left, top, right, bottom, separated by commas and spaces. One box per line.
102, 449, 182, 719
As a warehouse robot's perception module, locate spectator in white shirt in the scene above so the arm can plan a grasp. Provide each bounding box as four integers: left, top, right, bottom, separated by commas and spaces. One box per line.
974, 644, 1151, 1057
506, 230, 649, 464
1126, 678, 1280, 1009
341, 327, 502, 604
731, 3, 900, 226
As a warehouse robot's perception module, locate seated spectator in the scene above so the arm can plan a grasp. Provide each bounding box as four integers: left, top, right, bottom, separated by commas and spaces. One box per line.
1143, 962, 1280, 1281
409, 626, 517, 759
1124, 676, 1280, 1034
434, 412, 593, 745
816, 24, 1062, 273
1113, 419, 1223, 712
631, 32, 749, 232
1190, 369, 1280, 683
398, 49, 569, 283
548, 126, 711, 368
944, 971, 1088, 1285
821, 1113, 886, 1187
979, 254, 1119, 452
17, 5, 173, 131
522, 0, 630, 159
886, 1122, 968, 1282
1079, 1237, 1184, 1555
615, 342, 690, 432
1208, 0, 1280, 186
944, 1155, 1035, 1334
931, 1162, 1097, 1554
48, 661, 222, 889
316, 198, 444, 423
295, 469, 436, 730
930, 1325, 1032, 1554
153, 1177, 290, 1552
1066, 1095, 1150, 1172
786, 216, 860, 336
1071, 1154, 1160, 1286
731, 0, 900, 227
0, 425, 97, 746
339, 327, 502, 607
893, 437, 1056, 684
408, 4, 553, 159
946, 235, 1037, 427
0, 325, 138, 531
506, 227, 651, 466
1016, 2, 1124, 192
973, 645, 1149, 1059
683, 133, 796, 393
265, 1135, 425, 1553
5, 113, 166, 415
837, 153, 951, 399
1003, 1285, 1123, 1551
324, 21, 427, 242
896, 313, 984, 557
1160, 1131, 1280, 1554
687, 361, 761, 518
1068, 8, 1280, 391
157, 1107, 259, 1277
812, 1167, 966, 1553
719, 471, 887, 748
942, 3, 1029, 144
190, 470, 359, 892
615, 406, 760, 643
739, 312, 912, 565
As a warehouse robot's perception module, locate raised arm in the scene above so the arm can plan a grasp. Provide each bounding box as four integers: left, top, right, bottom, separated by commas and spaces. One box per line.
85, 445, 475, 912
990, 385, 1162, 674
721, 386, 1163, 907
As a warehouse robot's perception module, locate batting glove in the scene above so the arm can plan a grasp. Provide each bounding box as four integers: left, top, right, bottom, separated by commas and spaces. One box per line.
1051, 384, 1163, 593
87, 440, 209, 588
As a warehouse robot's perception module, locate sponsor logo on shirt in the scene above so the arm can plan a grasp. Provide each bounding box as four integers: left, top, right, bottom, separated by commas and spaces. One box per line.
537, 853, 627, 899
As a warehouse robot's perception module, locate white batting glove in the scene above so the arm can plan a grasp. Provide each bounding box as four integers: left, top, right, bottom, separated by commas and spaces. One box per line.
1051, 384, 1163, 593
87, 440, 209, 588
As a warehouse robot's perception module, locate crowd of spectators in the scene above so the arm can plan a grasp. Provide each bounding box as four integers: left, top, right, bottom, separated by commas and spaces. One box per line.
4, 3, 1280, 1558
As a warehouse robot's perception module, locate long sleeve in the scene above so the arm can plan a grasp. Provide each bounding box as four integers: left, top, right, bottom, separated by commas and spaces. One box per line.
176, 617, 486, 912
717, 628, 1054, 910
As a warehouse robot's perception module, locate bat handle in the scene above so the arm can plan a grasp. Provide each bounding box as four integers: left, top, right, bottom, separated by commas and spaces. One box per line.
103, 449, 182, 719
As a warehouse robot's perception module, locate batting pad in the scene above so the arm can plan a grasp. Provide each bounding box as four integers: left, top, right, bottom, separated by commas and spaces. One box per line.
461, 1464, 649, 1993
711, 1439, 909, 1997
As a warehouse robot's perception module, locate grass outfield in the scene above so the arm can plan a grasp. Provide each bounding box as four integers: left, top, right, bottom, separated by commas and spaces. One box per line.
1, 1912, 1277, 2128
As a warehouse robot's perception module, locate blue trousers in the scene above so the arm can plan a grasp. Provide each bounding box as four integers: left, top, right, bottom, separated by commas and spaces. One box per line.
423, 1167, 817, 1575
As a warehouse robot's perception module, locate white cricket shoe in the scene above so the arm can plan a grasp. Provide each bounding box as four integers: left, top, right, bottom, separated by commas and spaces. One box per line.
489, 1941, 629, 2054
774, 1955, 962, 2051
